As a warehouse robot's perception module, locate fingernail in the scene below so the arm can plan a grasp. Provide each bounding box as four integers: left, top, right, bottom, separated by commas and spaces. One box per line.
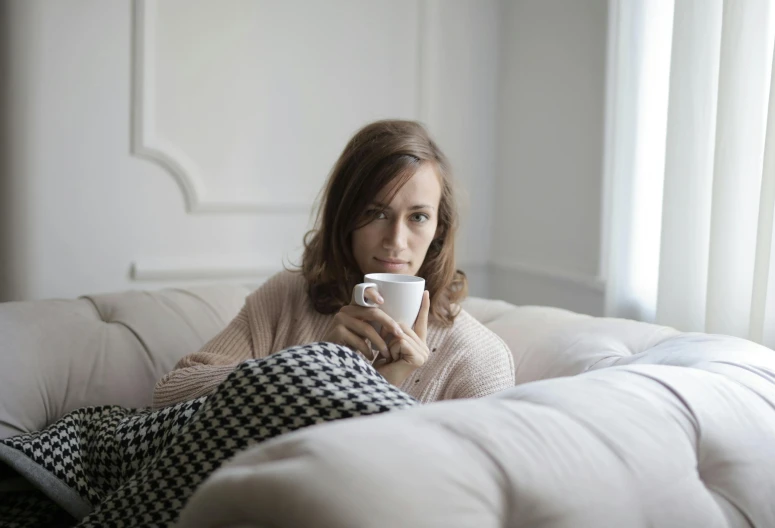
395, 326, 403, 335
377, 295, 384, 303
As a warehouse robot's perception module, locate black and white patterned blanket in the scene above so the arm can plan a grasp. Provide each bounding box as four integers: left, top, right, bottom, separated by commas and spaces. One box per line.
0, 342, 417, 528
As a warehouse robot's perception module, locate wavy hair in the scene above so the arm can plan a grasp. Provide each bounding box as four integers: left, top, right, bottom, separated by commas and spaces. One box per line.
300, 119, 467, 326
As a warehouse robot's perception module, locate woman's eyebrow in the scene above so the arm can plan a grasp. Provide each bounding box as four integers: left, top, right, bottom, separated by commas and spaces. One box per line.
371, 202, 436, 211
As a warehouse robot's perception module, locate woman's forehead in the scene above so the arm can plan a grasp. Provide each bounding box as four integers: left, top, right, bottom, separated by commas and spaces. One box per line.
373, 164, 442, 207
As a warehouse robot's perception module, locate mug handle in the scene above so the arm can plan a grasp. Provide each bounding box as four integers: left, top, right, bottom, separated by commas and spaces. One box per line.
353, 283, 379, 307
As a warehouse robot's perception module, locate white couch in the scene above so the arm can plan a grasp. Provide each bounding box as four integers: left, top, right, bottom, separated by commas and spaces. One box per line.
1, 286, 774, 527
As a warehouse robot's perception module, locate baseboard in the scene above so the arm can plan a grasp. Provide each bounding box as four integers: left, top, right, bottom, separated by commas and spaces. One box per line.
489, 259, 605, 292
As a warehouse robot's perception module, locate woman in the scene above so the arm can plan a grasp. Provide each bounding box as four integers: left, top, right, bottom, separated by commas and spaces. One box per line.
153, 119, 514, 408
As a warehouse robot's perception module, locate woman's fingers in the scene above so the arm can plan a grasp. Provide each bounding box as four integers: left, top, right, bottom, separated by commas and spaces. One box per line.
386, 331, 428, 367
364, 287, 384, 305
380, 325, 399, 361
398, 323, 424, 349
387, 336, 402, 362
335, 312, 389, 356
335, 326, 374, 360
340, 304, 403, 337
398, 339, 426, 367
413, 290, 430, 342
339, 286, 432, 366
351, 286, 384, 307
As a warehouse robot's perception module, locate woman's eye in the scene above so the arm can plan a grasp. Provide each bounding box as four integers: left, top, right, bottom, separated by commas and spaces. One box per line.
365, 209, 387, 220
411, 213, 429, 223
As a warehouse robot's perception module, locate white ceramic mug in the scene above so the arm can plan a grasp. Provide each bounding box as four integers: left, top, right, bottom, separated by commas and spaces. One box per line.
353, 273, 425, 328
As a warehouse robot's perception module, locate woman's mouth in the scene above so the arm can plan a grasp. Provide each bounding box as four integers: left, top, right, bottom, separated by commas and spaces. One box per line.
374, 258, 408, 271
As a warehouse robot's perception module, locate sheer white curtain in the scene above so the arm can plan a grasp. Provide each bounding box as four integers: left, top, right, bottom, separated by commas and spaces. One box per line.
604, 0, 775, 349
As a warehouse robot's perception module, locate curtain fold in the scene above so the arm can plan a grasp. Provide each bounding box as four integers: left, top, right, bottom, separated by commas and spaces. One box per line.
605, 0, 775, 349
655, 0, 722, 333
752, 48, 775, 345
705, 0, 774, 338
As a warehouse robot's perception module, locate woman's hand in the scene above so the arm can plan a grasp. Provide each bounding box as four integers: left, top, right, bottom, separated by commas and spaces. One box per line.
375, 290, 431, 387
323, 287, 404, 361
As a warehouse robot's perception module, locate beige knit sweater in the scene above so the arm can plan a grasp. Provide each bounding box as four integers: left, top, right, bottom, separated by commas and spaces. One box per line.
153, 271, 515, 407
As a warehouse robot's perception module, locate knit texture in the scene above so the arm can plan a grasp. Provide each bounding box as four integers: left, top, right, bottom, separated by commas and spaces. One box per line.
153, 271, 515, 407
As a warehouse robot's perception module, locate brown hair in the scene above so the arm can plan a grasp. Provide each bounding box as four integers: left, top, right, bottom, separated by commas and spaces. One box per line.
300, 119, 467, 327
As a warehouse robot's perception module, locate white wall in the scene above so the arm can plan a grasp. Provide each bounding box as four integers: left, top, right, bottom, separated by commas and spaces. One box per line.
0, 0, 499, 301
0, 0, 608, 317
492, 0, 608, 315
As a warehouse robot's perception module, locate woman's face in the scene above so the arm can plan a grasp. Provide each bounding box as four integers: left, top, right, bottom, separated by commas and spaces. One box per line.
352, 163, 442, 277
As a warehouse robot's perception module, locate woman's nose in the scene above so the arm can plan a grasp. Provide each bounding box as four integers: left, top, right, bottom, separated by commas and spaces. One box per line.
383, 220, 408, 250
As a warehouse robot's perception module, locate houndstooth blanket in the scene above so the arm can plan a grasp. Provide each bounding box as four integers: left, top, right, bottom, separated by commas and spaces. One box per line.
0, 342, 417, 528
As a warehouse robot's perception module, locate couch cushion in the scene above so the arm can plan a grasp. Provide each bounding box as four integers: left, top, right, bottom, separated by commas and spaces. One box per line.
0, 288, 678, 441
462, 299, 680, 383
177, 333, 775, 528
0, 285, 249, 439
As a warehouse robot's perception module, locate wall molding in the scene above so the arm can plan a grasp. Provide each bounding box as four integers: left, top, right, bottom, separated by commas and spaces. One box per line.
130, 0, 317, 214
599, 0, 621, 284
490, 258, 606, 292
416, 0, 437, 126
131, 0, 432, 215
130, 254, 282, 281
132, 257, 486, 283
131, 0, 313, 214
130, 256, 604, 295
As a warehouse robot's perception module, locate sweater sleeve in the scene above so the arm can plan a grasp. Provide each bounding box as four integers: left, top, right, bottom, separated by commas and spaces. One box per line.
443, 332, 516, 400
152, 272, 287, 408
